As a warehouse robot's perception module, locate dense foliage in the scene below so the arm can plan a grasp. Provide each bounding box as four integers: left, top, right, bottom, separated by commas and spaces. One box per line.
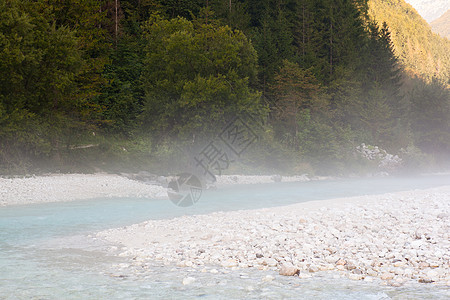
0, 0, 449, 174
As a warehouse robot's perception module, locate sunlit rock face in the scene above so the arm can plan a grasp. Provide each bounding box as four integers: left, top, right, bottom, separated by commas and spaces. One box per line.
405, 0, 449, 22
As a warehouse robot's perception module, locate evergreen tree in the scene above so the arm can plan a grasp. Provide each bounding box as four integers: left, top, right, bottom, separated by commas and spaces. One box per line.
140, 17, 264, 145
270, 60, 319, 148
0, 0, 83, 168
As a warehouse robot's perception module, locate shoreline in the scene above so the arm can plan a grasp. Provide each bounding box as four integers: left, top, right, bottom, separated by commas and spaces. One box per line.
0, 173, 317, 207
97, 186, 450, 286
0, 173, 168, 207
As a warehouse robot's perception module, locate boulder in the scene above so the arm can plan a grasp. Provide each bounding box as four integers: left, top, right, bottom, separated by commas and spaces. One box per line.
279, 265, 299, 276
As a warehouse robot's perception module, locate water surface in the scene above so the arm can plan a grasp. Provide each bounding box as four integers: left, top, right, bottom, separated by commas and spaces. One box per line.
1, 174, 449, 299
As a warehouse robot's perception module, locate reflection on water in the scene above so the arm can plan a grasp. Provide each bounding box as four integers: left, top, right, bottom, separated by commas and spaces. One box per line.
1, 174, 450, 299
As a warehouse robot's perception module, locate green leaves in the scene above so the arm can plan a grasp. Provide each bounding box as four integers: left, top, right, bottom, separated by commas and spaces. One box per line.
0, 0, 84, 169
140, 17, 263, 141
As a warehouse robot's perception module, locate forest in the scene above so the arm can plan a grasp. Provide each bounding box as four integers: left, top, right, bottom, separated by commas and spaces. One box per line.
0, 0, 449, 176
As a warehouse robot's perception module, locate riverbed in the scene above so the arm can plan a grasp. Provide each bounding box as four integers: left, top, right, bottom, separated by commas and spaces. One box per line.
1, 174, 449, 299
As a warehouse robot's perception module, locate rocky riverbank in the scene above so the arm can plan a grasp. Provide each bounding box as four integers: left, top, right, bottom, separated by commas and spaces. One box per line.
97, 186, 450, 287
0, 173, 315, 206
0, 173, 168, 206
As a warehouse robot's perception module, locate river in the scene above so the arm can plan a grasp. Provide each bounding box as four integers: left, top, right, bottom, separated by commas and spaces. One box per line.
1, 174, 449, 299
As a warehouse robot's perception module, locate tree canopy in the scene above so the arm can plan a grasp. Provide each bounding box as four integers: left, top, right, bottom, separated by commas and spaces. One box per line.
1, 0, 449, 174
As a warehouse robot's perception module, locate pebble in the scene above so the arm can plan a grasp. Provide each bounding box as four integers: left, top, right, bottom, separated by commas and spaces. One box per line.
418, 278, 433, 283
245, 286, 254, 292
348, 274, 362, 280
0, 174, 168, 206
182, 277, 196, 285
263, 275, 275, 282
263, 258, 278, 267
97, 186, 450, 286
298, 273, 312, 279
381, 273, 394, 280
279, 265, 299, 276
309, 266, 319, 273
221, 259, 238, 268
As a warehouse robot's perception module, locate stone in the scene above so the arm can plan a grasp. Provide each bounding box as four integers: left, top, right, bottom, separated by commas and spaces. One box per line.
403, 268, 413, 277
349, 274, 362, 280
418, 262, 430, 269
388, 280, 402, 287
393, 261, 405, 267
263, 275, 275, 282
336, 259, 347, 265
182, 277, 196, 285
325, 256, 337, 263
418, 278, 433, 283
176, 261, 186, 267
263, 258, 278, 267
221, 259, 238, 268
245, 286, 254, 292
426, 269, 439, 280
380, 273, 394, 280
298, 273, 312, 279
437, 213, 448, 219
308, 265, 319, 273
279, 265, 300, 276
318, 265, 329, 271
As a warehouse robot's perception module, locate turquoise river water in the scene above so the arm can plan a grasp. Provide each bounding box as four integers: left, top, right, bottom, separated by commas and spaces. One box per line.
1, 174, 449, 299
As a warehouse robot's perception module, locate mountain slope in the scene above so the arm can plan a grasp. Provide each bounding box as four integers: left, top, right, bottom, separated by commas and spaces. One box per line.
369, 0, 450, 84
405, 0, 449, 22
430, 9, 450, 38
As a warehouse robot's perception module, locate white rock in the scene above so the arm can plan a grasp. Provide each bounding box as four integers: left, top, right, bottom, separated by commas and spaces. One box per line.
182, 277, 196, 285
349, 274, 362, 280
298, 273, 312, 279
381, 273, 394, 280
245, 286, 254, 292
221, 259, 238, 268
279, 265, 299, 276
263, 258, 278, 267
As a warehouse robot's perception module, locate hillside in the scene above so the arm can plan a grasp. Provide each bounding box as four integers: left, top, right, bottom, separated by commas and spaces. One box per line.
431, 9, 450, 38
405, 0, 449, 22
1, 0, 449, 175
369, 0, 450, 84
